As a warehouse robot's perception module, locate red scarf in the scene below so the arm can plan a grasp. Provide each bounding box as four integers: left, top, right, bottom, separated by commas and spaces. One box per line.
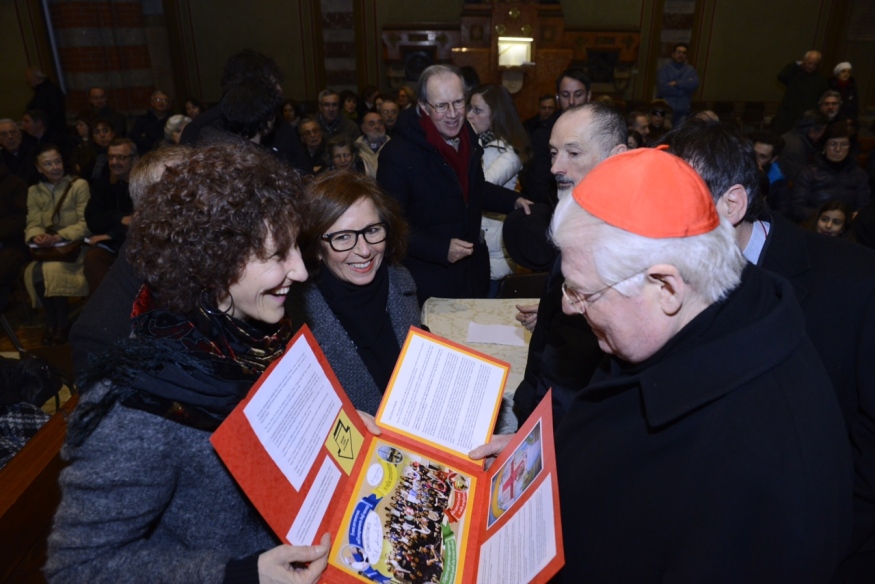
419, 110, 471, 202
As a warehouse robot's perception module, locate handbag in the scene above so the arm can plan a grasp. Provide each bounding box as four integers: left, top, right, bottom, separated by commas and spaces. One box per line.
29, 179, 82, 263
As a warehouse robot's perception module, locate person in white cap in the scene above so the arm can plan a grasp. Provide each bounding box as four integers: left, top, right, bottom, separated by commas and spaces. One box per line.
829, 61, 858, 122
472, 147, 852, 582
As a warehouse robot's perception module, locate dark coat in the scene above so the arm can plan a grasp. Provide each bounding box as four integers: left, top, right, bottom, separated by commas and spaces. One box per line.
553, 266, 853, 583
524, 111, 560, 206
773, 62, 828, 135
27, 79, 67, 134
69, 240, 141, 381
1, 134, 39, 186
788, 154, 870, 222
760, 213, 875, 571
286, 265, 420, 414
0, 164, 29, 288
376, 108, 517, 304
130, 110, 168, 154
513, 256, 602, 427
85, 179, 133, 247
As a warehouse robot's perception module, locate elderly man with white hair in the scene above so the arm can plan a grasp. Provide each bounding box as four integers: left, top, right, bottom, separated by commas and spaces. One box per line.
472, 147, 852, 581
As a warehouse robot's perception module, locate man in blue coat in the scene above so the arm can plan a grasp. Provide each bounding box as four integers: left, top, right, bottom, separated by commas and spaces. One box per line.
657, 43, 699, 126
377, 65, 530, 304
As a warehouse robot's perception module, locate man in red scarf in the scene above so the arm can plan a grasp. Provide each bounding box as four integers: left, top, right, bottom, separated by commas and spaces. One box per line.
377, 65, 531, 304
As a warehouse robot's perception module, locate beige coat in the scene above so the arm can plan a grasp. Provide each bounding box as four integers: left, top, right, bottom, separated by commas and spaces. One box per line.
24, 176, 91, 303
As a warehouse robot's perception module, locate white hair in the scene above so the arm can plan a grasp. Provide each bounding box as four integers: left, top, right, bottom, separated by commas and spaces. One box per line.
550, 194, 746, 305
163, 115, 192, 141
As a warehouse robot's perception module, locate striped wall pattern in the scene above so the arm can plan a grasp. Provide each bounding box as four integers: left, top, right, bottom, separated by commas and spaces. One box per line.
47, 0, 154, 114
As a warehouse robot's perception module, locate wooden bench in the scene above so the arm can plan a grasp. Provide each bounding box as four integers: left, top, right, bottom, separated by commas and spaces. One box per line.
0, 395, 77, 584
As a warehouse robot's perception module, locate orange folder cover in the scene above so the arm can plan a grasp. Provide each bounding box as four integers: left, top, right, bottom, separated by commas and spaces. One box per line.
211, 325, 563, 583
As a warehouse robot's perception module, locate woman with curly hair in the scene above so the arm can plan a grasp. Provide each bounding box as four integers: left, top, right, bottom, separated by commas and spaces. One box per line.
288, 171, 419, 414
45, 143, 330, 584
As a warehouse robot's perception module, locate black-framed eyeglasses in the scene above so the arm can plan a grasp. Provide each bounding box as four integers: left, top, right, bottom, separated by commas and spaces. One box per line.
321, 222, 387, 252
425, 99, 466, 115
561, 269, 648, 314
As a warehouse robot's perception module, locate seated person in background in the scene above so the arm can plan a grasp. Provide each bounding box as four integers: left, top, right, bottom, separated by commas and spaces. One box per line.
22, 109, 68, 157
68, 111, 97, 177
162, 114, 191, 146
0, 163, 29, 312
0, 119, 39, 185
355, 112, 389, 178
626, 110, 651, 146
184, 97, 203, 120
298, 117, 325, 174
324, 135, 365, 174
287, 171, 420, 415
647, 99, 672, 142
70, 146, 189, 380
86, 118, 115, 185
780, 109, 828, 182
523, 94, 556, 138
788, 124, 870, 222
473, 147, 853, 582
130, 90, 171, 154
750, 131, 789, 212
806, 199, 852, 238
46, 142, 330, 584
380, 98, 400, 136
24, 144, 91, 346
87, 86, 127, 137
317, 89, 361, 141
84, 138, 138, 293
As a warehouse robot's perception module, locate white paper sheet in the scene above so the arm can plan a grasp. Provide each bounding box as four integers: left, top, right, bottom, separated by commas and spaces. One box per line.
477, 476, 557, 584
380, 333, 505, 454
244, 336, 342, 490
287, 457, 341, 545
466, 322, 526, 347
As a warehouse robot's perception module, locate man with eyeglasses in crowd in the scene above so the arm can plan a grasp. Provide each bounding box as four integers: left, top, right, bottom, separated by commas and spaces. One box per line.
84, 138, 138, 293
131, 90, 172, 154
377, 64, 531, 305
380, 98, 400, 136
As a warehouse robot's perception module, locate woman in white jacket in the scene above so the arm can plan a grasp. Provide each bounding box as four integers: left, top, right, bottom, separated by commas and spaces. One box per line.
466, 85, 531, 289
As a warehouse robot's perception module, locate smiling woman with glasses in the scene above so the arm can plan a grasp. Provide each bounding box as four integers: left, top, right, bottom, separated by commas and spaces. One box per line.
289, 171, 420, 414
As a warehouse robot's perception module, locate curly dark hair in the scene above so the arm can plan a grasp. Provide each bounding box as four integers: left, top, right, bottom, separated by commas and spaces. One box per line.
301, 170, 408, 272
127, 142, 306, 314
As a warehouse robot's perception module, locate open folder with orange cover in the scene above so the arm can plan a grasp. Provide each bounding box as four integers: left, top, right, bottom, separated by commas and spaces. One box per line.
211, 325, 563, 584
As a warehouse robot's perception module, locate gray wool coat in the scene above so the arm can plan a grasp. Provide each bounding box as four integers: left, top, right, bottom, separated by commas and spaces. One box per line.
44, 380, 277, 583
289, 265, 420, 414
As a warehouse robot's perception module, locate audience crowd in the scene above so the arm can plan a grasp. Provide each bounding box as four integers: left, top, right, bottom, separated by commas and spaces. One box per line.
3, 46, 875, 584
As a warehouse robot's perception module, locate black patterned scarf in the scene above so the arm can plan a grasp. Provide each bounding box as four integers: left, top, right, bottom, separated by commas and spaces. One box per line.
69, 285, 292, 445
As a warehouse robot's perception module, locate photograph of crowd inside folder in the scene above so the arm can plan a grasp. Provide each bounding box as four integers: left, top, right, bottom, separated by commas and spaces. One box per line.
210, 325, 564, 583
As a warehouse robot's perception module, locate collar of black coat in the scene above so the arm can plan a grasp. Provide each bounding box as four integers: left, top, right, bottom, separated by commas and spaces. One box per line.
588, 265, 806, 429
758, 212, 812, 303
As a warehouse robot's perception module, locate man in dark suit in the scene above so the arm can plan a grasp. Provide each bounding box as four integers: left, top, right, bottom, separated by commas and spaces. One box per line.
376, 64, 530, 304
661, 120, 875, 582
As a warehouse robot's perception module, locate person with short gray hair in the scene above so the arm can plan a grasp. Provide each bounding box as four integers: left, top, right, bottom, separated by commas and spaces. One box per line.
317, 88, 361, 141
473, 147, 853, 581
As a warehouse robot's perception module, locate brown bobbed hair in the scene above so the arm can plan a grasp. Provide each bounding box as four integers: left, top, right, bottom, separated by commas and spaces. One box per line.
127, 142, 306, 314
302, 170, 408, 271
